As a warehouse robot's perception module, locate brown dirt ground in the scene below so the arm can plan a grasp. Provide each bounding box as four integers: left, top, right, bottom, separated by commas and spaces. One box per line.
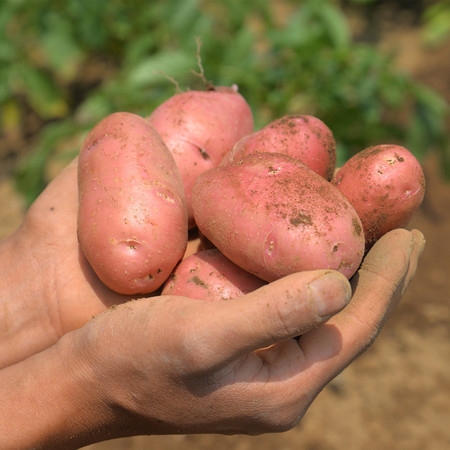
1, 11, 449, 450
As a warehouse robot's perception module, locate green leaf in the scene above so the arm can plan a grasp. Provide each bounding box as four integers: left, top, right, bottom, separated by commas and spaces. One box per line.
422, 1, 450, 46
75, 92, 114, 125
126, 50, 195, 88
317, 2, 351, 48
17, 64, 68, 119
15, 120, 82, 204
41, 26, 84, 81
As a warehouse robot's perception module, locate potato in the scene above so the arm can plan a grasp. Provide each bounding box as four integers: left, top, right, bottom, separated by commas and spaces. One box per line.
77, 112, 188, 295
162, 248, 266, 301
192, 153, 365, 281
148, 86, 254, 227
222, 114, 336, 180
332, 144, 425, 247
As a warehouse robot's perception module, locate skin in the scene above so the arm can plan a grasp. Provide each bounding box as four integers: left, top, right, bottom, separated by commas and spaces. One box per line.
161, 248, 267, 301
149, 87, 254, 228
78, 112, 188, 295
193, 153, 365, 281
222, 115, 336, 180
0, 158, 425, 449
332, 145, 425, 247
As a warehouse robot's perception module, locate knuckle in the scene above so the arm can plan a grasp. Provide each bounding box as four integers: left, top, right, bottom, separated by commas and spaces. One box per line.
267, 300, 300, 340
256, 408, 302, 433
161, 305, 214, 376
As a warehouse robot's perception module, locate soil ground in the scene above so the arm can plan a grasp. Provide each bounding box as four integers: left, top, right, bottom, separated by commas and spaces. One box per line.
0, 7, 449, 450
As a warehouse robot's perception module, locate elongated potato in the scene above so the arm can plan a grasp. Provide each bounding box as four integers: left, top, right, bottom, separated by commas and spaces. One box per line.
332, 144, 425, 247
162, 248, 266, 301
149, 86, 254, 227
78, 112, 188, 295
222, 114, 336, 180
192, 153, 365, 281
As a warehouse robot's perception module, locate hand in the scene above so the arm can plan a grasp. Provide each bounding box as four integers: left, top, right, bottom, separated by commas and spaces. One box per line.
70, 228, 424, 439
0, 225, 423, 448
0, 159, 158, 368
0, 155, 424, 448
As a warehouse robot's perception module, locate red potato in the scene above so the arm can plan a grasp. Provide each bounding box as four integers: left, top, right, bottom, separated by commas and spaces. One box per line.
221, 114, 336, 180
162, 248, 266, 301
332, 144, 425, 247
148, 85, 254, 227
192, 153, 365, 282
78, 112, 188, 295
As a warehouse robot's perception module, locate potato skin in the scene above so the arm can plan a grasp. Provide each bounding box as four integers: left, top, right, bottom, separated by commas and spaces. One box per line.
192, 153, 365, 281
78, 112, 188, 295
332, 144, 425, 247
222, 115, 336, 180
148, 86, 254, 227
161, 248, 266, 301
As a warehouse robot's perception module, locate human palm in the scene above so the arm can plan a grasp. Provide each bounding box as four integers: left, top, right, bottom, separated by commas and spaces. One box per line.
11, 161, 135, 337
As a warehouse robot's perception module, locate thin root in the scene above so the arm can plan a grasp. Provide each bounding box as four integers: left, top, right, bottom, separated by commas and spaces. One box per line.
191, 36, 215, 90
154, 70, 182, 93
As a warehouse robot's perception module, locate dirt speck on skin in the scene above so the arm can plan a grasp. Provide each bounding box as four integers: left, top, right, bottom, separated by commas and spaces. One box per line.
198, 147, 210, 160
289, 212, 312, 226
188, 275, 208, 289
352, 217, 362, 237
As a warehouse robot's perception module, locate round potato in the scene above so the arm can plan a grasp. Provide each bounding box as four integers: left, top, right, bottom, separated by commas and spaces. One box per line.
192, 153, 365, 281
149, 86, 254, 227
332, 144, 426, 247
222, 114, 336, 180
162, 248, 266, 301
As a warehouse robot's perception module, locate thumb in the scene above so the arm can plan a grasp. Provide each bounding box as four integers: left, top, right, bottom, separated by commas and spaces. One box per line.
191, 269, 351, 369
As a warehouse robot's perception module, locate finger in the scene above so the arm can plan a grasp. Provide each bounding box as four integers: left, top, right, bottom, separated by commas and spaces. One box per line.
298, 229, 419, 389
348, 228, 415, 325
23, 158, 79, 233
402, 229, 425, 293
183, 269, 351, 371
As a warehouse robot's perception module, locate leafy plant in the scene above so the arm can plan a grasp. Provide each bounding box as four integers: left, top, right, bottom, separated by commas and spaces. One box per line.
1, 0, 448, 204
422, 0, 450, 47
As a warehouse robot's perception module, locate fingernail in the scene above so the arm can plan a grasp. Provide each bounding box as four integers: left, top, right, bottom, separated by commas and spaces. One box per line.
413, 232, 426, 258
309, 272, 352, 318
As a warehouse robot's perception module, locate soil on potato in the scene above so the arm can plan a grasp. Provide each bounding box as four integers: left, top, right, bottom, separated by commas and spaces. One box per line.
1, 7, 449, 450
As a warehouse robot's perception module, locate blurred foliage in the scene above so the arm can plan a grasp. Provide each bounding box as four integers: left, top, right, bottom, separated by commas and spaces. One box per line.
422, 0, 450, 46
0, 0, 448, 204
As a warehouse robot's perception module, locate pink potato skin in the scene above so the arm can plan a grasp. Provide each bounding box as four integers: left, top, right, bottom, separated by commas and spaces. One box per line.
148, 86, 254, 227
161, 248, 266, 301
78, 112, 188, 295
192, 153, 365, 282
221, 115, 336, 180
332, 144, 426, 247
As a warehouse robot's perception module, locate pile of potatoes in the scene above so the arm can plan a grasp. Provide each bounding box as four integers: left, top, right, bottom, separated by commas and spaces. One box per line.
77, 85, 425, 299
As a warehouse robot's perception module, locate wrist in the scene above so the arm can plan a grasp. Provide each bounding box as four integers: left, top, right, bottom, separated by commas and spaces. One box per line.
0, 327, 118, 449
